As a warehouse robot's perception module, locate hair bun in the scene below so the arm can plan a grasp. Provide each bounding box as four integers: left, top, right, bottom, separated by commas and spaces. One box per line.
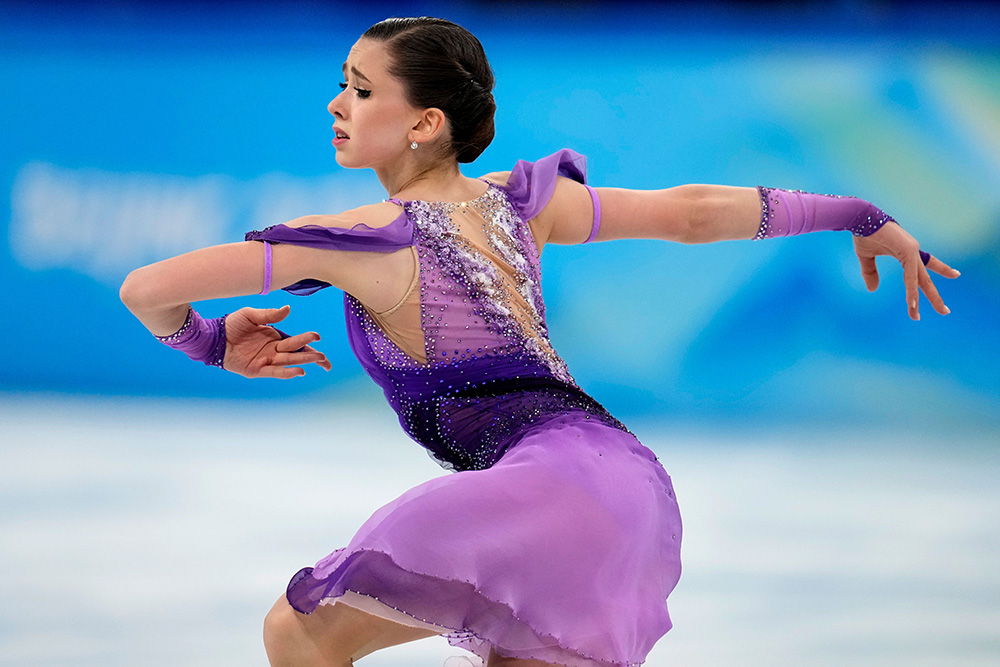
363, 17, 496, 163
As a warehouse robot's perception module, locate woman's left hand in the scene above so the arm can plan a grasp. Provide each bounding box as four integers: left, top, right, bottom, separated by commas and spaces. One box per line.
853, 223, 961, 320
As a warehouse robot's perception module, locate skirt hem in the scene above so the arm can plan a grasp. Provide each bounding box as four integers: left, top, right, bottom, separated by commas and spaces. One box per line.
287, 548, 653, 667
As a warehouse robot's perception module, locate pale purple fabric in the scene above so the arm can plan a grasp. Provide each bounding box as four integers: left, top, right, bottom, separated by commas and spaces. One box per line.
245, 150, 682, 667
246, 217, 413, 295
153, 306, 227, 367
583, 184, 602, 243
259, 241, 273, 295
755, 187, 932, 264
755, 186, 896, 238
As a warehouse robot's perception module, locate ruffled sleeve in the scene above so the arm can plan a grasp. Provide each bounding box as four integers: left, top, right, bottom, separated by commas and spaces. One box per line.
501, 148, 601, 243
244, 211, 414, 296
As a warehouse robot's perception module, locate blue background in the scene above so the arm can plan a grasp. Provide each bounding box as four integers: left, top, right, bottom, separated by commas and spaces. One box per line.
3, 1, 998, 435
2, 3, 999, 666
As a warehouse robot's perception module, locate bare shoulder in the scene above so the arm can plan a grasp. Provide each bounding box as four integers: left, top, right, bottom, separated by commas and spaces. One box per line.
479, 171, 512, 187
284, 201, 404, 230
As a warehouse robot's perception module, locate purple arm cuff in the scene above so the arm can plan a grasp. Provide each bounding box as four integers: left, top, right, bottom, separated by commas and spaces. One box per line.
154, 307, 228, 368
259, 241, 272, 295
583, 185, 601, 244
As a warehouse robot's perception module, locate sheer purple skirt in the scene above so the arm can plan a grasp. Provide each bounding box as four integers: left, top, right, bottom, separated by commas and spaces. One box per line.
286, 412, 682, 667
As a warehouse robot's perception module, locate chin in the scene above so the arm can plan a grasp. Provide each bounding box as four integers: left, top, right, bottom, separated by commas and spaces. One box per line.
337, 147, 384, 171
334, 150, 361, 169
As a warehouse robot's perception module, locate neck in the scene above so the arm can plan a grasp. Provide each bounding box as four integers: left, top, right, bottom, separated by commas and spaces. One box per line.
377, 154, 480, 202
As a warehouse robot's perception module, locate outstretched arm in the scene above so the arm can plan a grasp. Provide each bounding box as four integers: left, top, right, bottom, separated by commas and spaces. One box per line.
535, 178, 960, 320
593, 184, 761, 244
120, 208, 415, 377
524, 178, 760, 246
120, 240, 338, 377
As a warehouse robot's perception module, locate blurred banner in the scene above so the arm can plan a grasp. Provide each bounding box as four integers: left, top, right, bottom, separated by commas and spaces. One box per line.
2, 1, 998, 432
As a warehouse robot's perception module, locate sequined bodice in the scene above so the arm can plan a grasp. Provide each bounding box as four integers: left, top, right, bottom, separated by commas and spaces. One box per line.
247, 149, 626, 472
350, 185, 570, 376
343, 183, 625, 471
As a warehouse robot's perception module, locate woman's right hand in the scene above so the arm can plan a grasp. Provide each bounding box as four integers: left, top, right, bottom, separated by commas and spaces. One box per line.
222, 305, 332, 378
853, 223, 960, 321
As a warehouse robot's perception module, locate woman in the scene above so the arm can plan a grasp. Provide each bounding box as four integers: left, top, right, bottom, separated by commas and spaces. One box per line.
120, 17, 959, 667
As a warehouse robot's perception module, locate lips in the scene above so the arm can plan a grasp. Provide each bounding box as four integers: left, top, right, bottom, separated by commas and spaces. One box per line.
332, 126, 350, 147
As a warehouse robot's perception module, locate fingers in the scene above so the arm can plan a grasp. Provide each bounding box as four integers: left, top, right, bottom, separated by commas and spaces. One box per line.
271, 350, 330, 369
917, 265, 951, 315
855, 233, 957, 321
289, 341, 332, 370
925, 255, 961, 279
857, 254, 880, 291
902, 250, 954, 319
245, 304, 292, 326
256, 364, 307, 379
903, 254, 920, 321
276, 330, 321, 353
303, 345, 333, 371
249, 350, 328, 378
272, 332, 331, 372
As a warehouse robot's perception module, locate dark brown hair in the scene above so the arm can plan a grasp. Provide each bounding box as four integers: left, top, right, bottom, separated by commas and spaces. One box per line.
362, 17, 496, 163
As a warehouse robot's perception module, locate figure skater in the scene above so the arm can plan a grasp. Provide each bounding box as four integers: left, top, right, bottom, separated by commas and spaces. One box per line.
120, 16, 959, 667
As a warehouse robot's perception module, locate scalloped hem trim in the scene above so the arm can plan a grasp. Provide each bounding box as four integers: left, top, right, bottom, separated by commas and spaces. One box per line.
289, 548, 655, 667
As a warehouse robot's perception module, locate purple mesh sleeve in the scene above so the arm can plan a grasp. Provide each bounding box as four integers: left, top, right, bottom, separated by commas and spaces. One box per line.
754, 187, 896, 239
153, 306, 227, 367
755, 187, 931, 265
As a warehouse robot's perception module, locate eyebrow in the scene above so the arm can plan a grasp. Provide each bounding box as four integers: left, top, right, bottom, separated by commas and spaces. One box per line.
341, 63, 372, 84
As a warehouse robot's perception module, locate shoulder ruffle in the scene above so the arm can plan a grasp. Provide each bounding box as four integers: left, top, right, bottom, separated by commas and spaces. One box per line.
501, 149, 589, 221
244, 211, 414, 295
245, 212, 414, 252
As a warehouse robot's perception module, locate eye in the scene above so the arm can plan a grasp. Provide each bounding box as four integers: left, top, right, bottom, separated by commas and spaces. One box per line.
338, 82, 371, 99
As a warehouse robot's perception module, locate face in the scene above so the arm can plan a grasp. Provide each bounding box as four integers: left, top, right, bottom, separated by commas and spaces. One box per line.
327, 38, 422, 170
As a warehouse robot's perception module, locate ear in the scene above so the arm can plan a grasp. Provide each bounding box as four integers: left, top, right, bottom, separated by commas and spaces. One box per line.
410, 107, 449, 145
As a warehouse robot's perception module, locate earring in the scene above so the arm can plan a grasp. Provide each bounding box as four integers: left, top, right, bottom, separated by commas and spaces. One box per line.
410, 140, 418, 150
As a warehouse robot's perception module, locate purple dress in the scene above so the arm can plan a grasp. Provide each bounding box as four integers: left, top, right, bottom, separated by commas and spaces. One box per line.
246, 150, 682, 667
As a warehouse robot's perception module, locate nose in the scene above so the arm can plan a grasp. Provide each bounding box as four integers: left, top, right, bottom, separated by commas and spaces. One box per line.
328, 91, 346, 118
